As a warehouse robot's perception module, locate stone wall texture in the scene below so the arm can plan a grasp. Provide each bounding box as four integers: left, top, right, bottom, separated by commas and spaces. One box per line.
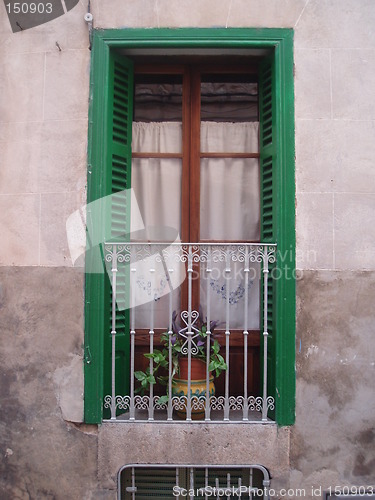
1, 0, 375, 498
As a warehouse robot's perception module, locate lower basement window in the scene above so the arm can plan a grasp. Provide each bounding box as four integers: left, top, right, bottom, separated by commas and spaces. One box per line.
118, 464, 271, 499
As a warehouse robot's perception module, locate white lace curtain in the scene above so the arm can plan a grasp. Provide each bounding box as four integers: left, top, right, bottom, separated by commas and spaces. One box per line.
130, 121, 260, 329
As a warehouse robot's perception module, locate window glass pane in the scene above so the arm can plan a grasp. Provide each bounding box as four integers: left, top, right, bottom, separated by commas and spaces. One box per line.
132, 121, 182, 154
200, 260, 260, 329
200, 120, 259, 153
134, 75, 182, 153
200, 157, 260, 241
132, 279, 181, 329
131, 158, 182, 241
201, 78, 258, 124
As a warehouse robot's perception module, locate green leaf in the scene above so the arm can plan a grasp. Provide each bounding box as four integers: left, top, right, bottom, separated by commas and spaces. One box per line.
141, 374, 155, 387
143, 353, 155, 360
160, 333, 169, 343
208, 361, 216, 372
217, 354, 225, 364
159, 358, 169, 369
212, 340, 220, 354
157, 395, 169, 405
144, 349, 162, 361
134, 371, 146, 381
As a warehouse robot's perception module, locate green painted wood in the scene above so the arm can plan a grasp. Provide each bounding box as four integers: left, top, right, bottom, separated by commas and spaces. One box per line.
259, 53, 277, 422
84, 34, 109, 424
85, 28, 295, 425
84, 42, 133, 423
102, 52, 133, 419
273, 34, 296, 426
96, 27, 294, 47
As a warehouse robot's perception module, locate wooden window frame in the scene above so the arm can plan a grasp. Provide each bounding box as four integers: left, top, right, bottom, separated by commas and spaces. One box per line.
131, 64, 262, 400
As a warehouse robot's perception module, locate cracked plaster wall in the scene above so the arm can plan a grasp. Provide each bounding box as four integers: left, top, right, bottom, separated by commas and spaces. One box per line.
1, 0, 375, 498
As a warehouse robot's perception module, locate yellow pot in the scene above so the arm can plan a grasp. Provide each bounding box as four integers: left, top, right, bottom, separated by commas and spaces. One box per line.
172, 358, 215, 420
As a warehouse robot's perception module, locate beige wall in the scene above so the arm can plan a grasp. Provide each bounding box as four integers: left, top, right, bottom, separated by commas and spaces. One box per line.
2, 0, 375, 271
1, 1, 375, 498
0, 1, 89, 268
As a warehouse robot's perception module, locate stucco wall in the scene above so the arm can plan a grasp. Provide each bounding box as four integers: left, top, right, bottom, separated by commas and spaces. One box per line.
1, 1, 375, 498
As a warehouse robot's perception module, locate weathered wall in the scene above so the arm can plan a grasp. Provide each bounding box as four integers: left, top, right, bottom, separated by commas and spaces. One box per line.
293, 1, 375, 497
0, 267, 99, 498
1, 0, 375, 498
292, 271, 375, 493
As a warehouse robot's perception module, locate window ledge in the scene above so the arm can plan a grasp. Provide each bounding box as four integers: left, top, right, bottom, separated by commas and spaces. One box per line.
97, 422, 289, 491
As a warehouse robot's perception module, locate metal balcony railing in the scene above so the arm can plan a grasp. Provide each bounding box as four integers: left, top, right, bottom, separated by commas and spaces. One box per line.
104, 242, 276, 423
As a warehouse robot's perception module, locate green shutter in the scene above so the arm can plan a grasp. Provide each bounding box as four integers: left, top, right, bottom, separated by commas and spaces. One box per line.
103, 53, 133, 419
84, 47, 134, 422
259, 55, 277, 421
259, 38, 296, 426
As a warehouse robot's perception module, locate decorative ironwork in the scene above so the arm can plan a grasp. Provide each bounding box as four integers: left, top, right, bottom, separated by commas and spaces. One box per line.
104, 393, 276, 420
103, 242, 277, 423
178, 310, 200, 355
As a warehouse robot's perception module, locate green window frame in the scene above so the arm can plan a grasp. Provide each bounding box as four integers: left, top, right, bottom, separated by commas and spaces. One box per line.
84, 28, 295, 426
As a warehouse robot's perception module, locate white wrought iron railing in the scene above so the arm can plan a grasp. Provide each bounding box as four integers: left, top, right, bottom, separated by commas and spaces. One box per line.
104, 242, 276, 423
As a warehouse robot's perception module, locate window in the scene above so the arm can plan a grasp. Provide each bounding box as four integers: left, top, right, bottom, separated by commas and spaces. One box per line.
84, 29, 295, 426
118, 464, 271, 499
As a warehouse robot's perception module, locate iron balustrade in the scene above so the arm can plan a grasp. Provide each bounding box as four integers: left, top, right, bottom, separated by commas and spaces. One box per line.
103, 242, 276, 423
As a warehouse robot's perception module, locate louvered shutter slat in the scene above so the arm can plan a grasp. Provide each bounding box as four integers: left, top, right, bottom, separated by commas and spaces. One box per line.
102, 54, 134, 419
259, 55, 276, 421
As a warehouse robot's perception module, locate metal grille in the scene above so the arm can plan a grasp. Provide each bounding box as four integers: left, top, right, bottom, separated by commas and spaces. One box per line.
118, 464, 271, 499
104, 242, 276, 423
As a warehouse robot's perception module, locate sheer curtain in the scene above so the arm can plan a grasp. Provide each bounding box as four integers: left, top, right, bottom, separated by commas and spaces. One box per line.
131, 121, 183, 241
131, 121, 260, 329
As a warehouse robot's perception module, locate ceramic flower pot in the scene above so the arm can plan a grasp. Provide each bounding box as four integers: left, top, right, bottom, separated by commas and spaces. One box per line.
172, 358, 215, 420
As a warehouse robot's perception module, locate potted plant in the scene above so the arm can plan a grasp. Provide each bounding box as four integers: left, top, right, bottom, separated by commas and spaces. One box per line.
134, 309, 227, 419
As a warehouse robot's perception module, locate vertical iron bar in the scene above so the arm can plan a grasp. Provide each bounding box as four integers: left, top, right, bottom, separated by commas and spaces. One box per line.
205, 467, 209, 500
189, 467, 194, 500
224, 248, 231, 421
205, 246, 211, 421
249, 467, 253, 500
262, 245, 269, 422
226, 473, 231, 499
243, 246, 249, 421
215, 477, 220, 500
131, 467, 136, 500
187, 245, 193, 421
176, 468, 180, 498
129, 246, 136, 420
110, 244, 118, 420
148, 263, 155, 421
238, 478, 242, 499
168, 266, 173, 421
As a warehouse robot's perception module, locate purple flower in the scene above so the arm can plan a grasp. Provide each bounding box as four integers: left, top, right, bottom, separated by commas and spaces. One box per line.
172, 310, 181, 334
209, 320, 220, 332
